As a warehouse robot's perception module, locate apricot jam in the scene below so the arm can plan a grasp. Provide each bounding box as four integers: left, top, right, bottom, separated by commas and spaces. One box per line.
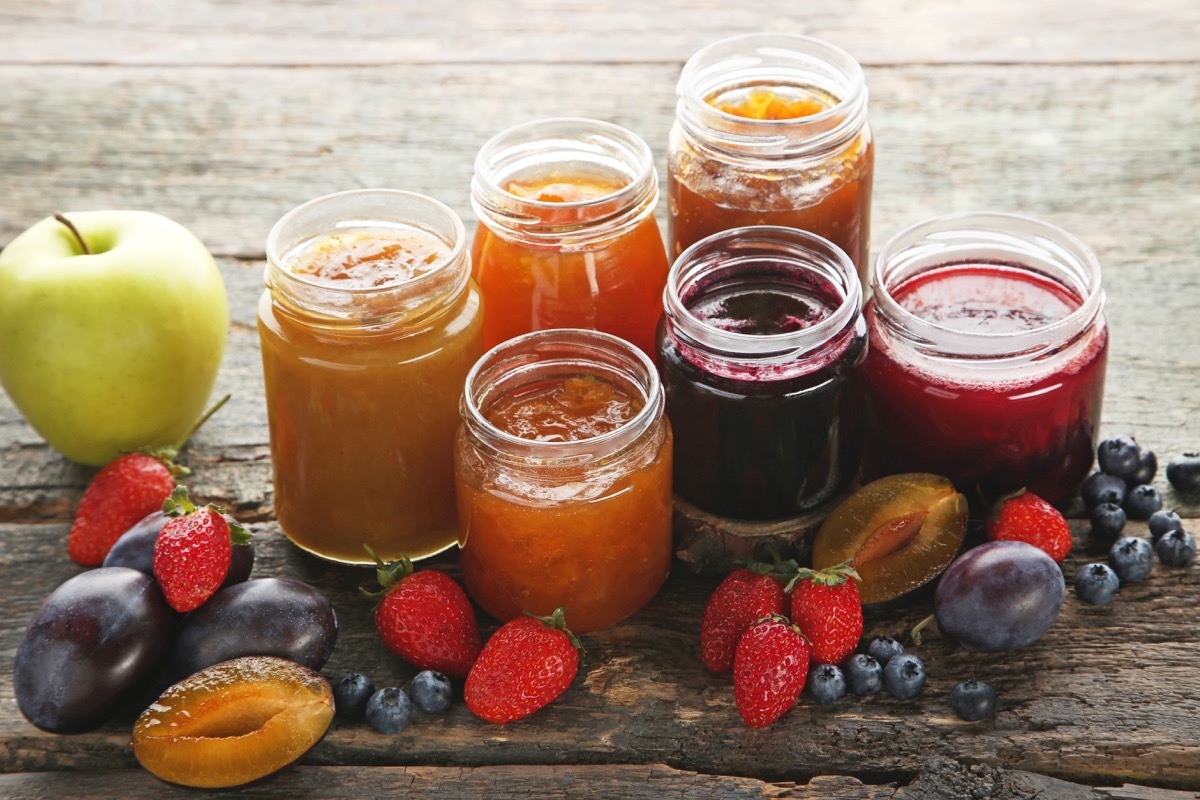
471, 119, 668, 358
455, 330, 672, 633
668, 35, 874, 284
259, 190, 483, 564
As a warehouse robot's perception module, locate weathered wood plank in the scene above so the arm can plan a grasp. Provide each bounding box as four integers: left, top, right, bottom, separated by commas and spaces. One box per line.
1, 0, 1196, 66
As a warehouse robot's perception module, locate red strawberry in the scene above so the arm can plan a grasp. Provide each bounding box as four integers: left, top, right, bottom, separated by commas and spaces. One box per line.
153, 485, 251, 612
368, 547, 481, 679
464, 607, 581, 724
67, 450, 182, 566
787, 562, 863, 666
700, 568, 785, 673
732, 616, 810, 727
987, 489, 1073, 563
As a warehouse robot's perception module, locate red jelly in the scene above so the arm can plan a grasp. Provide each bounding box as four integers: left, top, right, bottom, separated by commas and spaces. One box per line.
862, 213, 1108, 504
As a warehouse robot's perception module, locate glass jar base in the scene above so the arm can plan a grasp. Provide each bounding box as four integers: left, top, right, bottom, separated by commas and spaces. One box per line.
278, 526, 460, 566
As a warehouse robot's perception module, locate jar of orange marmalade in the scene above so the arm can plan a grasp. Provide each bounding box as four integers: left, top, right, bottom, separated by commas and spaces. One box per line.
471, 118, 668, 358
668, 34, 874, 285
454, 329, 673, 633
259, 189, 483, 564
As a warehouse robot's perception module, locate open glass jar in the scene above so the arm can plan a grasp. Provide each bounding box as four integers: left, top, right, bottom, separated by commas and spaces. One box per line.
454, 329, 673, 633
668, 33, 874, 285
862, 212, 1108, 504
259, 189, 483, 564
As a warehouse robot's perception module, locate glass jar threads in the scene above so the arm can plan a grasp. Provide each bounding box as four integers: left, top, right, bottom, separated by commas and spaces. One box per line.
862, 212, 1109, 504
471, 118, 668, 357
454, 329, 673, 633
668, 33, 874, 285
658, 226, 867, 520
259, 189, 483, 564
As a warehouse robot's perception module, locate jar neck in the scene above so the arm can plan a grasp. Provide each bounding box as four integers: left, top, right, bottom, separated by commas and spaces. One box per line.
265, 189, 470, 330
471, 117, 659, 249
871, 212, 1106, 363
663, 226, 863, 380
675, 33, 868, 163
460, 329, 664, 468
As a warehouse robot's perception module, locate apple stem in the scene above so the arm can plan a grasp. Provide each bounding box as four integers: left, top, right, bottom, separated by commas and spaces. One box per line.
174, 393, 232, 451
53, 212, 92, 255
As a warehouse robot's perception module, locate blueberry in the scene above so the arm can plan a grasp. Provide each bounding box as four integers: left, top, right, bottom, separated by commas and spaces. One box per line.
333, 672, 375, 719
1129, 447, 1158, 487
1167, 453, 1200, 494
883, 654, 926, 699
408, 670, 453, 714
1074, 563, 1120, 605
866, 636, 905, 667
365, 687, 413, 734
806, 664, 847, 705
1080, 472, 1127, 510
1089, 502, 1126, 540
1148, 509, 1183, 541
1123, 484, 1163, 521
1097, 436, 1141, 480
1156, 529, 1196, 568
1109, 537, 1154, 583
949, 679, 997, 721
844, 654, 884, 696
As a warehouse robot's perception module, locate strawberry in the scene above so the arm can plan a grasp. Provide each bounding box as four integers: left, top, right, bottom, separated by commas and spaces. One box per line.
67, 450, 183, 566
732, 616, 810, 727
987, 489, 1073, 563
786, 562, 863, 666
464, 607, 581, 724
700, 568, 785, 673
367, 547, 481, 679
153, 485, 251, 612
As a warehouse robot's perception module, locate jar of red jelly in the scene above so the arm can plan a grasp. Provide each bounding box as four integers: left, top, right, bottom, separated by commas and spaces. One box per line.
862, 212, 1108, 505
454, 328, 673, 633
471, 118, 667, 357
668, 34, 874, 285
658, 225, 866, 521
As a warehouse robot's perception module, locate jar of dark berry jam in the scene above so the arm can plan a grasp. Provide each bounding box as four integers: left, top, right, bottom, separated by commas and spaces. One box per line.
658, 225, 866, 521
862, 212, 1108, 505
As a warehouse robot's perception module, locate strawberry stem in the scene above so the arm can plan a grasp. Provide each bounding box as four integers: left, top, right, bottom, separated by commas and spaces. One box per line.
359, 545, 414, 600
783, 559, 861, 593
527, 607, 584, 653
162, 484, 196, 517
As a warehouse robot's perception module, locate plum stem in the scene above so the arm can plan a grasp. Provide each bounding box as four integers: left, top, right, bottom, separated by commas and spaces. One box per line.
910, 613, 937, 646
53, 212, 91, 255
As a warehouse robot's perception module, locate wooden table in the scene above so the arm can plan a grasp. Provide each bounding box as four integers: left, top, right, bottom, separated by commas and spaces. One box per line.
2, 2, 1198, 797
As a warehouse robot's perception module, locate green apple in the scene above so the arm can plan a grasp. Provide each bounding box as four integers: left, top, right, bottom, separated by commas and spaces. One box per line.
0, 210, 229, 466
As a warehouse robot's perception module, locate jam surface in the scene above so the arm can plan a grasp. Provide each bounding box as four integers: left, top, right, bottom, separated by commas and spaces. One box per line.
710, 86, 831, 120
485, 376, 643, 442
285, 225, 448, 289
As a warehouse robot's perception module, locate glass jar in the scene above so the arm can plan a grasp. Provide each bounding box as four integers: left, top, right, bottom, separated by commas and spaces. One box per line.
668, 33, 874, 286
259, 189, 483, 564
471, 118, 668, 357
863, 212, 1108, 505
454, 328, 673, 633
658, 226, 866, 520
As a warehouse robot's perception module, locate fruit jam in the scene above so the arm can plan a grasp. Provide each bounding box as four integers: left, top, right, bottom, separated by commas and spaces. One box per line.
863, 215, 1108, 505
471, 119, 668, 358
455, 330, 672, 633
659, 227, 866, 520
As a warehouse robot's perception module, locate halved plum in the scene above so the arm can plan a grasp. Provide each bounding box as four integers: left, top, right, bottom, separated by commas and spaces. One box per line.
812, 473, 967, 605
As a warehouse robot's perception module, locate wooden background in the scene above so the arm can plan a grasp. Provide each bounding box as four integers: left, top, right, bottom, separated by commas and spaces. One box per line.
1, 1, 1199, 798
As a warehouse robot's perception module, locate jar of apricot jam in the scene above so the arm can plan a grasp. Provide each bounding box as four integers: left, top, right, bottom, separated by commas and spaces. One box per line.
259, 189, 483, 564
454, 329, 673, 633
862, 212, 1108, 505
668, 34, 874, 286
658, 226, 866, 521
471, 118, 668, 357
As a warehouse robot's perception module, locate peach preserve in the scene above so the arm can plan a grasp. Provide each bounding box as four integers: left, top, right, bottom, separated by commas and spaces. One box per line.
471, 118, 668, 357
668, 34, 874, 285
454, 329, 672, 632
863, 213, 1108, 505
658, 226, 866, 520
259, 190, 483, 564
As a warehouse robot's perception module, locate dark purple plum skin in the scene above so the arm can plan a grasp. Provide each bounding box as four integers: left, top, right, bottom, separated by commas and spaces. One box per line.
934, 541, 1065, 652
173, 577, 337, 677
102, 511, 254, 587
13, 567, 173, 733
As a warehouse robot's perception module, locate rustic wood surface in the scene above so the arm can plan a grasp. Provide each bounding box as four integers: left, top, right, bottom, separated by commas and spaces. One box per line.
2, 1, 1199, 797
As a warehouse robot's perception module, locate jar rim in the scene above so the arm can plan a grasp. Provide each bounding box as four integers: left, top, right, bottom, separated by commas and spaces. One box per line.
871, 211, 1105, 358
